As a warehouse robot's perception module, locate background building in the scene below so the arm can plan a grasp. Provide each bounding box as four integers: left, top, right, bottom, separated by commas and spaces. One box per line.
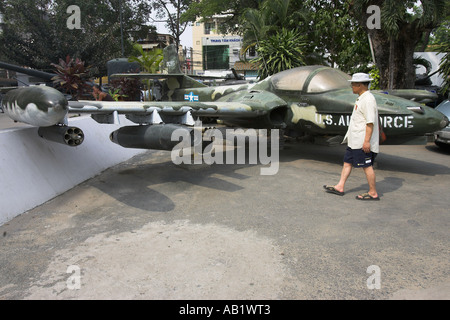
137, 33, 176, 51
135, 32, 188, 73
192, 15, 258, 79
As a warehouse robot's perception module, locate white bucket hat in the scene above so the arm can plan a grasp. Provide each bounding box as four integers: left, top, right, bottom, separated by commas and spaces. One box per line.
348, 73, 373, 82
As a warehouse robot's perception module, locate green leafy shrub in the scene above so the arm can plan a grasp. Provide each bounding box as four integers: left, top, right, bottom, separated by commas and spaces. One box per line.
253, 28, 306, 80
51, 56, 92, 100
109, 77, 142, 101
369, 67, 381, 90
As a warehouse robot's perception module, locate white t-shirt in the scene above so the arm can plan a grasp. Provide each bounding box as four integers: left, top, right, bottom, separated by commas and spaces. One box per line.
343, 91, 380, 153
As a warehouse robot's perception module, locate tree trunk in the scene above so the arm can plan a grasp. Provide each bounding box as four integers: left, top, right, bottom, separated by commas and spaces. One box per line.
349, 0, 443, 90
368, 28, 390, 89
368, 23, 421, 89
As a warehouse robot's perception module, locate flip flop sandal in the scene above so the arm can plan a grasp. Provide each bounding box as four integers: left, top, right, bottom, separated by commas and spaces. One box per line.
323, 185, 345, 196
356, 193, 380, 201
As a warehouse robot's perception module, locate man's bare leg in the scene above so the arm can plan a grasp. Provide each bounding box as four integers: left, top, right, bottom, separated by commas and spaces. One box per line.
333, 162, 352, 194
360, 166, 378, 198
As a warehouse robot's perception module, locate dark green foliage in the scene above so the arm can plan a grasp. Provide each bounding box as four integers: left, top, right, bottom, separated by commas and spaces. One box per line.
0, 0, 153, 77
51, 55, 92, 100
109, 77, 142, 101
438, 43, 450, 95
350, 0, 448, 89
253, 28, 306, 79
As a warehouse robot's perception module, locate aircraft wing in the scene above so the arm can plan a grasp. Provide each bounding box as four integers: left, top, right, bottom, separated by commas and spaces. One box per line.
112, 73, 225, 80
68, 98, 285, 126
67, 98, 287, 150
373, 89, 438, 104
111, 73, 185, 79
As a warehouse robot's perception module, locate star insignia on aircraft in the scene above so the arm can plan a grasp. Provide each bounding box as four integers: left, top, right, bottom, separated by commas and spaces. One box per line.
184, 92, 199, 102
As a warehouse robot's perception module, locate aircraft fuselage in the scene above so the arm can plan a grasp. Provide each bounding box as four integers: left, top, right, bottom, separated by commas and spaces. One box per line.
166, 82, 448, 143
2, 65, 448, 149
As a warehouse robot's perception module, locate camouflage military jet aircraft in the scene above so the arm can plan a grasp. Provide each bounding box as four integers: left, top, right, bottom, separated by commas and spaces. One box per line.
1, 45, 448, 149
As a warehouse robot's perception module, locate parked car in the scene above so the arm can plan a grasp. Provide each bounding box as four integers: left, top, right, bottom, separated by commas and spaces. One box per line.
434, 99, 450, 149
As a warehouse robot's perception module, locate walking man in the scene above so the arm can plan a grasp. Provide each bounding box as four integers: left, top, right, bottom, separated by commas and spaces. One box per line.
324, 73, 380, 201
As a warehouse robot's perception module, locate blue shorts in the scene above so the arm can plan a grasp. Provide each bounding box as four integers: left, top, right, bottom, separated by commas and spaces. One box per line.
344, 147, 377, 168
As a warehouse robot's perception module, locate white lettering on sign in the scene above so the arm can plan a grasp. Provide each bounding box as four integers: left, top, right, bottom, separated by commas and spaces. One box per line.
314, 114, 414, 129
209, 38, 242, 44
379, 115, 414, 129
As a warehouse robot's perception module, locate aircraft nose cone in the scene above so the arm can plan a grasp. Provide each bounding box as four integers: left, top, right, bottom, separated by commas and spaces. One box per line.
110, 131, 118, 144
441, 116, 449, 129
424, 107, 450, 131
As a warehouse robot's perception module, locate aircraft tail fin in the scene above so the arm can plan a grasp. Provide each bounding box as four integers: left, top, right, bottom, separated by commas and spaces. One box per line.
110, 44, 207, 89
160, 44, 207, 89
161, 44, 183, 74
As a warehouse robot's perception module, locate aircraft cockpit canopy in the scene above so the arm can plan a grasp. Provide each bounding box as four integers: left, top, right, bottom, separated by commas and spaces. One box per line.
271, 66, 352, 93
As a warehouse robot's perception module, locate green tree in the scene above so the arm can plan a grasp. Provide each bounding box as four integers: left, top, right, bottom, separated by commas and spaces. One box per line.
182, 0, 449, 84
305, 0, 371, 73
437, 42, 450, 95
428, 20, 450, 47
128, 43, 164, 73
241, 0, 298, 56
435, 3, 450, 95
128, 43, 164, 100
0, 0, 154, 77
253, 28, 306, 79
152, 0, 192, 52
182, 0, 368, 73
240, 4, 270, 57
350, 0, 448, 89
181, 0, 261, 35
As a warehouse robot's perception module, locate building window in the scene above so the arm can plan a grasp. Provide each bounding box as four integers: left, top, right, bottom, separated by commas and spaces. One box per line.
203, 45, 229, 70
245, 71, 258, 78
249, 47, 256, 57
204, 22, 214, 35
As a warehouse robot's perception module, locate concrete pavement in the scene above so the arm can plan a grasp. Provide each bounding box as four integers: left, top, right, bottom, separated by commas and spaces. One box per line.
0, 140, 449, 300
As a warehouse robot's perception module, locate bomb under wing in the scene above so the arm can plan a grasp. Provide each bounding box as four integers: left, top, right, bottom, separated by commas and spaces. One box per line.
110, 124, 197, 151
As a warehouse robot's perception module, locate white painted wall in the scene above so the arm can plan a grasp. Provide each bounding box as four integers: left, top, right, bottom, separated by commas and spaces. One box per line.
0, 115, 145, 226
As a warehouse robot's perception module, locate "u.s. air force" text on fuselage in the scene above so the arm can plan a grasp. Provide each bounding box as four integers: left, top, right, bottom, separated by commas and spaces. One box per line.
314, 114, 414, 129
